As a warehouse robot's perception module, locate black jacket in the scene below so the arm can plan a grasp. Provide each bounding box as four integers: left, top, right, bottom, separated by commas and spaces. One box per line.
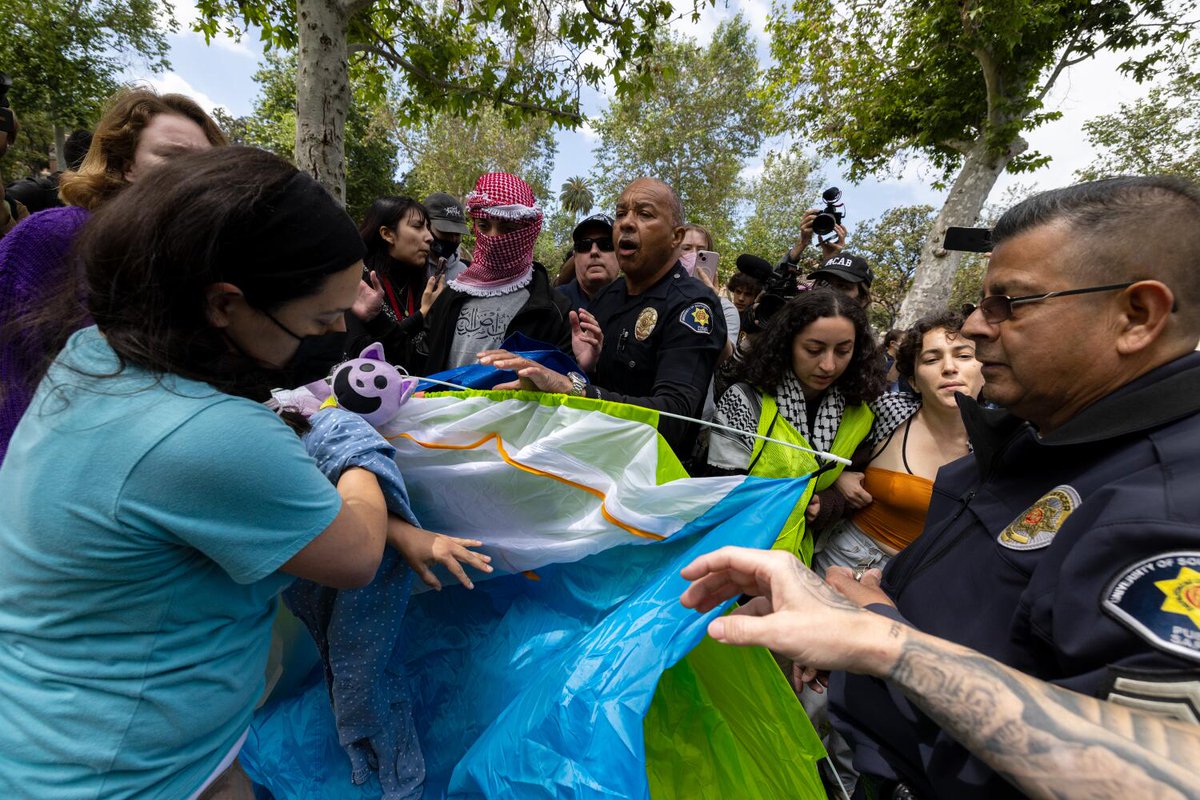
408, 262, 572, 375
831, 352, 1200, 799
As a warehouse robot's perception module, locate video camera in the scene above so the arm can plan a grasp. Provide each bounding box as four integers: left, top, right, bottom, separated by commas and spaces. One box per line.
812, 187, 845, 238
0, 72, 15, 141
735, 253, 805, 334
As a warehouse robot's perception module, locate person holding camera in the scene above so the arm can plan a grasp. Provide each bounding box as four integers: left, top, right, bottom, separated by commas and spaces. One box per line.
779, 189, 849, 276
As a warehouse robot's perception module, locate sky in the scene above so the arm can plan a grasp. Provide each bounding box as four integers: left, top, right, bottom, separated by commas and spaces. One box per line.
130, 0, 1168, 235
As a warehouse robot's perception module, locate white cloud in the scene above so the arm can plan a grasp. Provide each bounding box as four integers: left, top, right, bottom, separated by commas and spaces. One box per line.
137, 71, 222, 114
165, 0, 257, 57
992, 47, 1165, 200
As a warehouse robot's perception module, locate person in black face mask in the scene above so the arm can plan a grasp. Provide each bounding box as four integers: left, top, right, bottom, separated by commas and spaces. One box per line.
423, 192, 470, 283
0, 146, 425, 796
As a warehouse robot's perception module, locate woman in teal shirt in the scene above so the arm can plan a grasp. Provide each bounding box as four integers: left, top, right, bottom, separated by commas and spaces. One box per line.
0, 147, 482, 799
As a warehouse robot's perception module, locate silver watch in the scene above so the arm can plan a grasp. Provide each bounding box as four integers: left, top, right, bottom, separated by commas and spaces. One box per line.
567, 371, 588, 397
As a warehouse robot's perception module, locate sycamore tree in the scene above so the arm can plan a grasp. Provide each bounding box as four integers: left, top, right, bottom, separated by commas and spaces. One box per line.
213, 52, 403, 221
766, 0, 1198, 326
195, 0, 713, 205
1076, 70, 1200, 183
589, 15, 769, 251
0, 0, 173, 176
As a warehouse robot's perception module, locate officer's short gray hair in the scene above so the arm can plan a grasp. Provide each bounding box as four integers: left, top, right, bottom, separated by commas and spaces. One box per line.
993, 176, 1200, 327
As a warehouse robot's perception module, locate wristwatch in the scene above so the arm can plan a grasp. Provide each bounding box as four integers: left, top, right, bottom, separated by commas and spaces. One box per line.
566, 371, 588, 397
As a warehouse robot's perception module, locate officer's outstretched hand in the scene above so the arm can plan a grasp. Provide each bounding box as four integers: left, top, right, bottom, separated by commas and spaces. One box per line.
680, 546, 896, 674
478, 349, 574, 394
570, 309, 603, 372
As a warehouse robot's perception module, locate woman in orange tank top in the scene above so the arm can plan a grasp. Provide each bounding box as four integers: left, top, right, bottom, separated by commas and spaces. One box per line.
814, 310, 984, 575
801, 311, 984, 797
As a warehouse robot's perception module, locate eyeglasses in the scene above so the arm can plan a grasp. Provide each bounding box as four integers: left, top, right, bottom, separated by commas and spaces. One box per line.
961, 282, 1134, 324
573, 237, 614, 253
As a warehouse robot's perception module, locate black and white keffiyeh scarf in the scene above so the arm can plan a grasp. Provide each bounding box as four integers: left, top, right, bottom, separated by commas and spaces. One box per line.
709, 372, 847, 472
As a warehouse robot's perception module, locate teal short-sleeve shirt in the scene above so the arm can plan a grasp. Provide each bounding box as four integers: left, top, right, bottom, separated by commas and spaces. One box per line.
0, 327, 342, 798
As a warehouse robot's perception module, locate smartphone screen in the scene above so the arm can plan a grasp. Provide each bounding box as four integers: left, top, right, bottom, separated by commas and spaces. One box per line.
696, 250, 719, 281
943, 227, 992, 253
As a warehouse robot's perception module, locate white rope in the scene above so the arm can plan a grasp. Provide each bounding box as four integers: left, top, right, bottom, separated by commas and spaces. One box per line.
653, 408, 852, 466
412, 374, 852, 467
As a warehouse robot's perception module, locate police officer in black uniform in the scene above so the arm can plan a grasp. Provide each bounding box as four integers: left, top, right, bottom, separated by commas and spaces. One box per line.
480, 178, 725, 463
823, 176, 1200, 799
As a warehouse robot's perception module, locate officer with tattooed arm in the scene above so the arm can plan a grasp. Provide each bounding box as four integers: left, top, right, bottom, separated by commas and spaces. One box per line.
680, 547, 1200, 800
695, 177, 1200, 799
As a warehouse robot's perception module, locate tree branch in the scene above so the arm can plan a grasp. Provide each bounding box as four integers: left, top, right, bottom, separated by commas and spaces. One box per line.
582, 0, 621, 26
360, 31, 583, 124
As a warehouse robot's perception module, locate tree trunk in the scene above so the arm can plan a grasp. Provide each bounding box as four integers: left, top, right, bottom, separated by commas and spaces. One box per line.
895, 136, 1024, 327
294, 0, 352, 204
53, 124, 66, 171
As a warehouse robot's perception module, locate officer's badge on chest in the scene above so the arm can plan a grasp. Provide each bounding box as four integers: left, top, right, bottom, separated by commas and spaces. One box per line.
634, 308, 658, 340
997, 485, 1081, 551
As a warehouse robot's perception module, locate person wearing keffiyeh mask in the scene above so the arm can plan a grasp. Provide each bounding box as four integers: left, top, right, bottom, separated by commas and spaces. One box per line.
410, 173, 577, 374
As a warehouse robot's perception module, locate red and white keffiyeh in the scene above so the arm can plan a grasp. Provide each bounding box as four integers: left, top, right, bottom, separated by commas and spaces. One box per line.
450, 172, 543, 297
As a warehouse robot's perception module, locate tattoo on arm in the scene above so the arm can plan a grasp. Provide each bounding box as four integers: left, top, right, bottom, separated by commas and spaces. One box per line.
886, 636, 1200, 799
788, 557, 862, 612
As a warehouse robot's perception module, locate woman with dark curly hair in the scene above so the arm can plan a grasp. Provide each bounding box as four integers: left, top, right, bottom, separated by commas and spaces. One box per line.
707, 288, 885, 564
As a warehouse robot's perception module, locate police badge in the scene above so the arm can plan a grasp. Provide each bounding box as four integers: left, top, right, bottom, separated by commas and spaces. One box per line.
634, 308, 658, 341
997, 485, 1081, 551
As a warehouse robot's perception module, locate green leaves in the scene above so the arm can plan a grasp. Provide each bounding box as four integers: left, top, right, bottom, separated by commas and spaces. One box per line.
764, 0, 1197, 182
195, 0, 712, 131
590, 15, 769, 252
1076, 69, 1200, 183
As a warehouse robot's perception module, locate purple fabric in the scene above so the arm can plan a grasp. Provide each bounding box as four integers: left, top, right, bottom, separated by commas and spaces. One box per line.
0, 206, 91, 464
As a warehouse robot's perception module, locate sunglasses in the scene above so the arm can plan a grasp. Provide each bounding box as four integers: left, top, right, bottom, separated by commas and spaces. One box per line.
962, 282, 1134, 324
574, 237, 615, 253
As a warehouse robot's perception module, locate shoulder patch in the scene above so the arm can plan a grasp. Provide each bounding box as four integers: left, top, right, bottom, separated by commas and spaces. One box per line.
997, 484, 1080, 550
679, 302, 713, 334
1102, 552, 1200, 664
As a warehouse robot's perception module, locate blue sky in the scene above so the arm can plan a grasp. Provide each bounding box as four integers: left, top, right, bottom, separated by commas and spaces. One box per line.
132, 0, 1165, 235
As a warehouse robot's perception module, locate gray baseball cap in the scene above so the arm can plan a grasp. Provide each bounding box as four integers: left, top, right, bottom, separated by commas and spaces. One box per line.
423, 192, 470, 235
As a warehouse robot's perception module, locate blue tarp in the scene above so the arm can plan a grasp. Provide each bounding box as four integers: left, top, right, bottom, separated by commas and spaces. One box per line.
241, 476, 813, 799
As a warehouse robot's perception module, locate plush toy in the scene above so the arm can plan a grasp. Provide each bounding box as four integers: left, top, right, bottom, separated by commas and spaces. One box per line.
316, 342, 419, 427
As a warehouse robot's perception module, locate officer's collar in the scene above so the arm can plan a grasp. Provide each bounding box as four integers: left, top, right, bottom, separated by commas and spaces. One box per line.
623, 260, 689, 299
960, 351, 1200, 472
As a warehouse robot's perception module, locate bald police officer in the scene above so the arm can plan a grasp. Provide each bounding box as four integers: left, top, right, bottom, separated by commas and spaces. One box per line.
481, 177, 725, 463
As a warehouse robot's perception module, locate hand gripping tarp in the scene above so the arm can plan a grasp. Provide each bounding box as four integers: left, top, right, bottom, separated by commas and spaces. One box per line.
241, 390, 827, 799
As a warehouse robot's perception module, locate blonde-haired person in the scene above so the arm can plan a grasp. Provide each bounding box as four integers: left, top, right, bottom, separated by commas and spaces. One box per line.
0, 87, 225, 463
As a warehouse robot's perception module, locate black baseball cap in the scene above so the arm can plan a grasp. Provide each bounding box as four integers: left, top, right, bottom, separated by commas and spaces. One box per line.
572, 213, 614, 242
423, 192, 470, 235
810, 253, 874, 288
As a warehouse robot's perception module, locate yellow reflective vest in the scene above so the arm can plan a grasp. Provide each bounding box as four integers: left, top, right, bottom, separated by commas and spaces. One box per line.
746, 392, 874, 565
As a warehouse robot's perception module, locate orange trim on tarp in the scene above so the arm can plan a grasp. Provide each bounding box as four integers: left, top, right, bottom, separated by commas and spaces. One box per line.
385, 431, 665, 542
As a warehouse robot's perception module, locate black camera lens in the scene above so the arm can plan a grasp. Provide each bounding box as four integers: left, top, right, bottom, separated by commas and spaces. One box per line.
812, 212, 837, 237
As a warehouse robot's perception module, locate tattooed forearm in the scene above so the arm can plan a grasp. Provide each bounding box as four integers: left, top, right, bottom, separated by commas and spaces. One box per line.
886, 633, 1200, 800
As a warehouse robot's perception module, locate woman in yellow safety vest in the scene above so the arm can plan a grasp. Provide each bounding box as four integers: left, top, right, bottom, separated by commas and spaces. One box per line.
706, 288, 885, 565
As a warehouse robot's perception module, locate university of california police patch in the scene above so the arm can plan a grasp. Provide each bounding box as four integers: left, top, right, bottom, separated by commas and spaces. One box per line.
1102, 552, 1200, 664
997, 485, 1080, 550
679, 302, 713, 334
